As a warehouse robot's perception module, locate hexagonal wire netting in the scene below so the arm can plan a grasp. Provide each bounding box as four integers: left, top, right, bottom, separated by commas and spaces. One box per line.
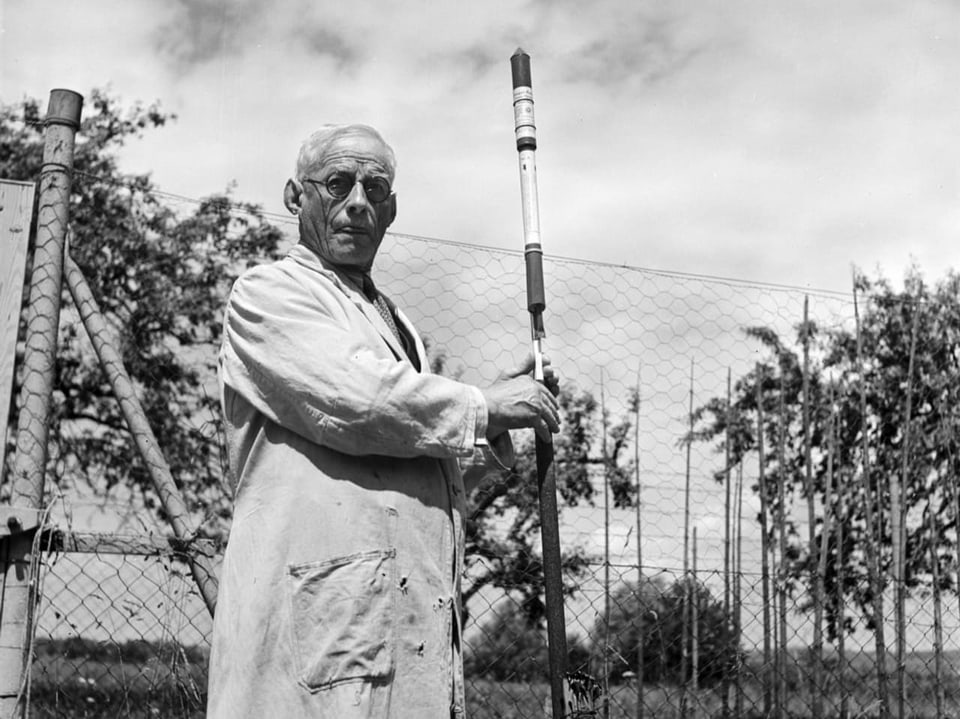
376, 232, 960, 718
24, 214, 960, 718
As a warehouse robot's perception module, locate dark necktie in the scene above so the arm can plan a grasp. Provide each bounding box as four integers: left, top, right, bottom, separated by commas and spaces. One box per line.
362, 275, 402, 342
362, 275, 419, 370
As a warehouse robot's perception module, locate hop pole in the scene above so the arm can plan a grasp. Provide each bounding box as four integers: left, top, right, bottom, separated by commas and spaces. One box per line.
511, 48, 598, 718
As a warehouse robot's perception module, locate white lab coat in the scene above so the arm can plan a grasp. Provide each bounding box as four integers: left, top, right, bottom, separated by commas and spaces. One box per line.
206, 244, 512, 718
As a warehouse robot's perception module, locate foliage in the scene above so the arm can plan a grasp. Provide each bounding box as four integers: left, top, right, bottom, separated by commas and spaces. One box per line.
466, 575, 739, 689
34, 636, 206, 666
691, 267, 960, 638
463, 601, 592, 683
594, 577, 739, 687
3, 90, 641, 621
464, 605, 550, 681
1, 90, 284, 538
463, 384, 639, 626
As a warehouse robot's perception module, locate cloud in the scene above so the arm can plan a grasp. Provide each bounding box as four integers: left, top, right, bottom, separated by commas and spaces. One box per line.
294, 27, 359, 68
154, 0, 263, 69
7, 0, 960, 292
541, 2, 710, 87
2, 1, 177, 101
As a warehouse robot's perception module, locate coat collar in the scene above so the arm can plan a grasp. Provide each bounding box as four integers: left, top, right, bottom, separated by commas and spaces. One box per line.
287, 244, 424, 370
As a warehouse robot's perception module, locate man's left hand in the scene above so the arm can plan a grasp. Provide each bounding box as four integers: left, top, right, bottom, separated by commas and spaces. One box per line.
497, 354, 560, 397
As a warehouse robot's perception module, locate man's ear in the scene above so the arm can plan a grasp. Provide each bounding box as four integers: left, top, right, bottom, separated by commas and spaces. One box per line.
283, 179, 304, 215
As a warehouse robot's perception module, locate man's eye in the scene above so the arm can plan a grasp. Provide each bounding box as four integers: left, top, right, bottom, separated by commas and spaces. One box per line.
326, 175, 353, 196
364, 178, 391, 202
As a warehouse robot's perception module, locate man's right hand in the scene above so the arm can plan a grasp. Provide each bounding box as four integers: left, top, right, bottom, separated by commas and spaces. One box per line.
481, 356, 561, 442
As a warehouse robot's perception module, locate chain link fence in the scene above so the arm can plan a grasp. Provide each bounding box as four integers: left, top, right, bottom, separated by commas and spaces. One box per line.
29, 532, 212, 718
13, 203, 960, 717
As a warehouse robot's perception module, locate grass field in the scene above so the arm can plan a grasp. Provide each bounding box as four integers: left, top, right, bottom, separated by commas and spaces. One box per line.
29, 639, 205, 719
26, 639, 960, 718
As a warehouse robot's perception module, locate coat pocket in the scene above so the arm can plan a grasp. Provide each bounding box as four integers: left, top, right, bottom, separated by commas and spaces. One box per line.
287, 548, 396, 691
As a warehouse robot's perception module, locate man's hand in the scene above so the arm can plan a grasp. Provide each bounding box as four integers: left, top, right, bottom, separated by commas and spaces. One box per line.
482, 354, 561, 442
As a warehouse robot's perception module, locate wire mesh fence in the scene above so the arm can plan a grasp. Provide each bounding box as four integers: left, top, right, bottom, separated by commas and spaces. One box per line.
29, 535, 212, 719
11, 193, 960, 717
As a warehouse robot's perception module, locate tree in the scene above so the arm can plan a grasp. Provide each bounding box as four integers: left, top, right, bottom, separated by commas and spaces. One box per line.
464, 604, 549, 681
463, 384, 639, 626
3, 90, 641, 621
464, 601, 593, 682
2, 90, 284, 538
594, 577, 738, 687
692, 268, 960, 639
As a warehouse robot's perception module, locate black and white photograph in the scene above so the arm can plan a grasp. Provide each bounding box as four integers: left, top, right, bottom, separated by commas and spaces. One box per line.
2, 2, 960, 717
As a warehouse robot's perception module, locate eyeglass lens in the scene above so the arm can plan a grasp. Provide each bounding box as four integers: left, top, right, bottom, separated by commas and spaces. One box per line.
324, 173, 390, 203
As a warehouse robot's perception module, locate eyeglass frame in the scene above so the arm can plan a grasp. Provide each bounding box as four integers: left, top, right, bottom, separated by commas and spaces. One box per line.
303, 172, 393, 204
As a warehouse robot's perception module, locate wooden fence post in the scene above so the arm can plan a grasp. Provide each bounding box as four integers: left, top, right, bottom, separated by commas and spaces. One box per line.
0, 181, 35, 477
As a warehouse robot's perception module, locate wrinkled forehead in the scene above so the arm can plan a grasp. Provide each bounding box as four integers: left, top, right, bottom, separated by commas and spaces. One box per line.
297, 125, 396, 180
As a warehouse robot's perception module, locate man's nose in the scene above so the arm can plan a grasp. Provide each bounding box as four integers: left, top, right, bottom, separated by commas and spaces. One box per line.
345, 180, 370, 212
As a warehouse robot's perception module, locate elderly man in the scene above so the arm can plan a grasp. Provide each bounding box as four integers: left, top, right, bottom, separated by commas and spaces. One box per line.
207, 124, 560, 718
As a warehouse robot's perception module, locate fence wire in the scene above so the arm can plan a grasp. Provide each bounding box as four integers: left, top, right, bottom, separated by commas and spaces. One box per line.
29, 533, 212, 718
14, 195, 960, 718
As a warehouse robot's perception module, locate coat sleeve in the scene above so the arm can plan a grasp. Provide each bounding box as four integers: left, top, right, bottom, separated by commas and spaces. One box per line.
460, 433, 516, 495
219, 262, 487, 459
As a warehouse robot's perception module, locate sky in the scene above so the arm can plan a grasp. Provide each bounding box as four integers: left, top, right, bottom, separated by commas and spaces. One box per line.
3, 0, 959, 293
6, 1, 960, 651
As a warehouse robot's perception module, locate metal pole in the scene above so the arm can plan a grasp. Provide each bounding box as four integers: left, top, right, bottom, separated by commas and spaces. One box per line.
680, 359, 693, 719
10, 89, 82, 507
510, 48, 576, 718
802, 297, 824, 719
600, 373, 610, 719
853, 283, 889, 718
775, 372, 788, 718
733, 462, 744, 718
721, 369, 732, 719
0, 89, 83, 718
63, 255, 218, 615
632, 367, 644, 719
832, 385, 848, 719
691, 526, 699, 716
817, 385, 836, 717
894, 298, 919, 719
755, 370, 773, 717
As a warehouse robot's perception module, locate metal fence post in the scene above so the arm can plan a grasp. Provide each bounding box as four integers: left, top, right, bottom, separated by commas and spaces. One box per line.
0, 89, 82, 717
63, 255, 219, 615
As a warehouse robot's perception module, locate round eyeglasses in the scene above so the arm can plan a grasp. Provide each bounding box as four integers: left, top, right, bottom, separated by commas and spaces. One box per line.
305, 173, 392, 203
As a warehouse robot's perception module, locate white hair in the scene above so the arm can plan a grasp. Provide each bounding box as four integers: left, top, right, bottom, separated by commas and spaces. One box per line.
294, 124, 397, 182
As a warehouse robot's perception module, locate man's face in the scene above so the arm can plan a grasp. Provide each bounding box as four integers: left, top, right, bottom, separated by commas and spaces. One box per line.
296, 131, 396, 271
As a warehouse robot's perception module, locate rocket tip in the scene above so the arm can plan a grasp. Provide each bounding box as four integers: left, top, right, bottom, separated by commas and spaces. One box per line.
513, 47, 527, 57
